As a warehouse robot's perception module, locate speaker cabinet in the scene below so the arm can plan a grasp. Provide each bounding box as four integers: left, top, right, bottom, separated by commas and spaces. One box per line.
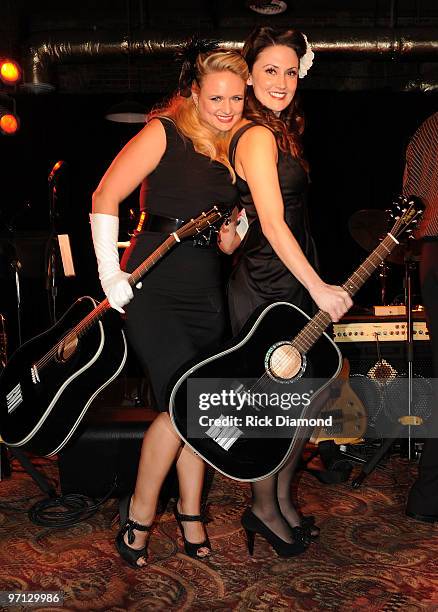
333, 315, 432, 377
333, 315, 433, 435
58, 406, 177, 500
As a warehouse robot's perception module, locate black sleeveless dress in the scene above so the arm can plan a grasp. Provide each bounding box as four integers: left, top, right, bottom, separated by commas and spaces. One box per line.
121, 117, 237, 411
228, 123, 317, 335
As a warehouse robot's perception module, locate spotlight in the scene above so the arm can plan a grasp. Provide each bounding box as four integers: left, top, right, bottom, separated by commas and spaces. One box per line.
0, 111, 19, 135
0, 103, 20, 135
0, 59, 21, 86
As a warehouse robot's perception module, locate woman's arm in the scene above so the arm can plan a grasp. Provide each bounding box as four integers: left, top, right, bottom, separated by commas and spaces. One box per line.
90, 118, 167, 311
92, 118, 167, 214
235, 125, 352, 322
218, 207, 249, 254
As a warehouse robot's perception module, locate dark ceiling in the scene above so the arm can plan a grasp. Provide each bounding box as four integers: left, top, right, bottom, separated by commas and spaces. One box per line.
1, 1, 438, 93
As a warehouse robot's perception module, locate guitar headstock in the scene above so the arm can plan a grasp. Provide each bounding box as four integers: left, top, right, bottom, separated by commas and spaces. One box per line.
176, 206, 230, 241
388, 195, 424, 240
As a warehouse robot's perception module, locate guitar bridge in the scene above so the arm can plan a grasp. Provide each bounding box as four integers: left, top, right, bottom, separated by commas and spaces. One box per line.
6, 382, 23, 414
31, 365, 40, 384
205, 415, 243, 451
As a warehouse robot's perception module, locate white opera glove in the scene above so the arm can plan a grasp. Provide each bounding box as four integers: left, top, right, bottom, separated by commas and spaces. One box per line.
236, 208, 249, 240
90, 212, 134, 313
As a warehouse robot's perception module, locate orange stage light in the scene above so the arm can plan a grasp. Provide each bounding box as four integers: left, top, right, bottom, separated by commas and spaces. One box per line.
0, 60, 21, 85
0, 113, 19, 135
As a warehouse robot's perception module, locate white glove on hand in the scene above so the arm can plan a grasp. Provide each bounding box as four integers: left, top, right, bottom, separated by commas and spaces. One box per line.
90, 212, 134, 313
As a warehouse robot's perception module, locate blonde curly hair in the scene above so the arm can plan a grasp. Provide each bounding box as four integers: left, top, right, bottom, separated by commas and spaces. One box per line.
150, 50, 249, 181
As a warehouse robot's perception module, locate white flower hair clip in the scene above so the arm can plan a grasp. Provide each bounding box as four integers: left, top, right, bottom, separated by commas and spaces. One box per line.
298, 33, 314, 78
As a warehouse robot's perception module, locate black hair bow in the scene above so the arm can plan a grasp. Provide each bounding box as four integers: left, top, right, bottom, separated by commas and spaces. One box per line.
176, 35, 219, 97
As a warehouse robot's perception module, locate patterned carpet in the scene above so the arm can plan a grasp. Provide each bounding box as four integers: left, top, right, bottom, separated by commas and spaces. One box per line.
1, 451, 438, 612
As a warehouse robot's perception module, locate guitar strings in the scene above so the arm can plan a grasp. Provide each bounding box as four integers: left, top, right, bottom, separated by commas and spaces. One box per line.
32, 212, 408, 382
33, 212, 223, 372
34, 243, 172, 371
241, 228, 404, 400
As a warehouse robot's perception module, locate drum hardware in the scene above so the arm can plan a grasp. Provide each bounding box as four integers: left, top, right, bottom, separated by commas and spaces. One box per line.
351, 264, 425, 486
345, 211, 426, 484
348, 208, 421, 306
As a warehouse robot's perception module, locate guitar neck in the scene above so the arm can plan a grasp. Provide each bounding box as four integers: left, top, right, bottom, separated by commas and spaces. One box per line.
76, 234, 177, 338
293, 233, 396, 353
128, 234, 176, 287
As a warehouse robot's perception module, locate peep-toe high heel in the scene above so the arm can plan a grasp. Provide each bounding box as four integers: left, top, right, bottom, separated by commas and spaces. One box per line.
115, 494, 152, 569
241, 508, 308, 558
174, 503, 211, 559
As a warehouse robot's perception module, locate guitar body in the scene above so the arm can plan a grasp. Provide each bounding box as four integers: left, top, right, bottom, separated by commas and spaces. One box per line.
170, 301, 342, 481
310, 358, 368, 445
0, 296, 127, 456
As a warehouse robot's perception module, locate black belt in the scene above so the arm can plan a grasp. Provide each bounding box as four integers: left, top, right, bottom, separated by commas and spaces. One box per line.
136, 211, 217, 248
137, 212, 185, 234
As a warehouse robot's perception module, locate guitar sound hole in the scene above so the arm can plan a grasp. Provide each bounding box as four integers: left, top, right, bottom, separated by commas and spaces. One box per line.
266, 342, 304, 382
56, 334, 78, 362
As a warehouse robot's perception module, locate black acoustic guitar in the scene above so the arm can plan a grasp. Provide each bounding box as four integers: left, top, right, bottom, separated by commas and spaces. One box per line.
0, 206, 228, 457
169, 196, 424, 481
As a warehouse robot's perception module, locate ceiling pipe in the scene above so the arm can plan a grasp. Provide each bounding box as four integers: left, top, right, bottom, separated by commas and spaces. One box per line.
20, 28, 438, 93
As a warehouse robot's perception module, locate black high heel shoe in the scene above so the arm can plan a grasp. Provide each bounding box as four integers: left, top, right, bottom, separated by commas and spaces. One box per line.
115, 494, 152, 569
174, 503, 211, 559
241, 508, 309, 558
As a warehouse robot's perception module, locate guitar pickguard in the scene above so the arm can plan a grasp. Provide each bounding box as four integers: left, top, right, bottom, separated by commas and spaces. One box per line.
170, 301, 342, 481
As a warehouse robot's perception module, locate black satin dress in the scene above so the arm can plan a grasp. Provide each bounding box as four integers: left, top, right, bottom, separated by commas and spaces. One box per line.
121, 117, 238, 411
228, 123, 317, 335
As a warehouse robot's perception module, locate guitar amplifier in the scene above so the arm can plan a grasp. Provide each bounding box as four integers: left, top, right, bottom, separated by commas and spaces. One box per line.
332, 313, 432, 376
332, 313, 433, 432
57, 405, 177, 500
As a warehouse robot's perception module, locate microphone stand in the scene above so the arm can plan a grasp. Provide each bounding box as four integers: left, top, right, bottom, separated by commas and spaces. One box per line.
351, 243, 420, 488
46, 161, 65, 324
378, 262, 389, 305
404, 248, 417, 460
12, 257, 22, 347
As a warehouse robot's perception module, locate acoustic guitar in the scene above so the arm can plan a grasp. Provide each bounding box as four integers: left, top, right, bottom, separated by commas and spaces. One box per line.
169, 196, 424, 481
0, 206, 228, 457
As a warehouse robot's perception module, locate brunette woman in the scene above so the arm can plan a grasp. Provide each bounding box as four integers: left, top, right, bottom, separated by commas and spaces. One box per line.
219, 26, 352, 557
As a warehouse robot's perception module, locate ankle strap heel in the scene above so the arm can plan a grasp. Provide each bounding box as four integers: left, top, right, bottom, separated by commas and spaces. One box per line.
115, 494, 152, 569
174, 503, 211, 559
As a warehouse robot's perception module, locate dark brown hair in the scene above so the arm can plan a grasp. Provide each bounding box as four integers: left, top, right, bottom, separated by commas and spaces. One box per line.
243, 26, 308, 168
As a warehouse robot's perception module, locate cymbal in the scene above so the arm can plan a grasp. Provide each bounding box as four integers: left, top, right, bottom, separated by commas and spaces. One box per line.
348, 209, 421, 265
348, 209, 387, 252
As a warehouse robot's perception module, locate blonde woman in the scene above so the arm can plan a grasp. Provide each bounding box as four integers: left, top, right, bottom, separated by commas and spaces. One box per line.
91, 44, 248, 567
